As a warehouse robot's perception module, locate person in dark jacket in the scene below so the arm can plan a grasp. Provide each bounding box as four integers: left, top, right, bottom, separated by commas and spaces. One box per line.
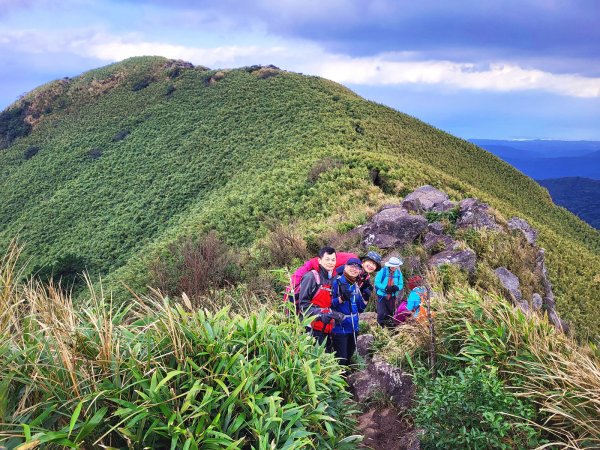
357, 250, 382, 301
298, 246, 343, 350
330, 258, 368, 366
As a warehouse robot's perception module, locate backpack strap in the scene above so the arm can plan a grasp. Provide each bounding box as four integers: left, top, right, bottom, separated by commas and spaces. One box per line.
311, 269, 320, 285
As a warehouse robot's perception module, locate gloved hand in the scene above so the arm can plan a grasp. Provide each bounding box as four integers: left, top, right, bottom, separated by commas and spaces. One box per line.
320, 311, 345, 325
385, 285, 400, 294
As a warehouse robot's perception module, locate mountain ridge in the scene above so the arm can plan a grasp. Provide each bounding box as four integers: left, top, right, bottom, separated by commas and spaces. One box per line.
1, 56, 599, 338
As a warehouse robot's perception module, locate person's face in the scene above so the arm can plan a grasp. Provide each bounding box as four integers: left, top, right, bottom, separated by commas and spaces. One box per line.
345, 263, 362, 277
319, 252, 336, 272
362, 260, 377, 274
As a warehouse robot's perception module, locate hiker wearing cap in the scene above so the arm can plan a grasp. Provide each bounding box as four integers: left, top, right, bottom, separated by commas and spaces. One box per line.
374, 256, 404, 327
298, 246, 345, 350
357, 251, 382, 301
330, 258, 367, 366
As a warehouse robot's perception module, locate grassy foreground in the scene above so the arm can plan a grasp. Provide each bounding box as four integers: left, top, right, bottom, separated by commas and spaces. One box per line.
0, 244, 359, 449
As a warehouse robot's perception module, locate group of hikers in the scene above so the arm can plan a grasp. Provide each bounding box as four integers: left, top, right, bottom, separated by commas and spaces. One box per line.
286, 247, 429, 367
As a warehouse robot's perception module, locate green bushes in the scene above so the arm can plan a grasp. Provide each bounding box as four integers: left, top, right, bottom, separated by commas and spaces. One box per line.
413, 364, 543, 449
148, 231, 240, 300
0, 104, 31, 149
427, 288, 600, 448
0, 247, 359, 449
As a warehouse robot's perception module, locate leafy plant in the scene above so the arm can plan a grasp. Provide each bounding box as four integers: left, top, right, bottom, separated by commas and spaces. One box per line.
0, 243, 360, 449
412, 364, 544, 449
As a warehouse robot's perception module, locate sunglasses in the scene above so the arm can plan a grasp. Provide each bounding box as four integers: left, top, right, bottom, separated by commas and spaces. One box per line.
346, 263, 362, 270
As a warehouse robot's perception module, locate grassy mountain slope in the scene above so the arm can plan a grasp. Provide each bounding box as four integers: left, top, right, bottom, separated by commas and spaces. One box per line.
1, 56, 599, 339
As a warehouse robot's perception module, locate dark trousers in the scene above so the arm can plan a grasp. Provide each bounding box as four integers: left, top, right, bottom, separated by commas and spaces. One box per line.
331, 332, 357, 366
377, 295, 396, 327
310, 328, 333, 353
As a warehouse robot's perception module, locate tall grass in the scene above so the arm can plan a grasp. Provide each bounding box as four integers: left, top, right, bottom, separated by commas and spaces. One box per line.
0, 243, 359, 449
432, 287, 600, 448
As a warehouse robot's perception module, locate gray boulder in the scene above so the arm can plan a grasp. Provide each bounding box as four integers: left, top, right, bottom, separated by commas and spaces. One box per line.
423, 232, 457, 254
532, 293, 543, 311
427, 222, 445, 235
535, 249, 567, 331
508, 217, 538, 245
429, 248, 476, 272
431, 199, 457, 212
403, 255, 424, 274
495, 267, 530, 313
356, 334, 375, 358
360, 312, 379, 328
363, 208, 428, 249
456, 198, 501, 230
348, 356, 415, 409
378, 203, 404, 212
401, 185, 449, 212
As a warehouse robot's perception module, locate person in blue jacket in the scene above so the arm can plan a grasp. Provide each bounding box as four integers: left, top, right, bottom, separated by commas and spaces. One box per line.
330, 258, 367, 366
375, 256, 404, 327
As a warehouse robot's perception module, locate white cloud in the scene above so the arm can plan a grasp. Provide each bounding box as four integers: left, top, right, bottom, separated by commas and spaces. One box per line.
309, 54, 600, 98
2, 28, 599, 98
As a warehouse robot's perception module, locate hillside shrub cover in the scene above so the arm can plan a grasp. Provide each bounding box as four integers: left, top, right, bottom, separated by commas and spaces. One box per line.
0, 245, 359, 449
0, 55, 599, 339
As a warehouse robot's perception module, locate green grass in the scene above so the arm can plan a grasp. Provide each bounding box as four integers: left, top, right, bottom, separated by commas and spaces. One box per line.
0, 56, 599, 339
0, 245, 359, 449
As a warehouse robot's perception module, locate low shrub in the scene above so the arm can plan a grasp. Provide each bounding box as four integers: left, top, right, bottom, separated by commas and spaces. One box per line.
111, 129, 129, 142
0, 104, 31, 149
23, 146, 40, 160
87, 148, 102, 159
263, 222, 308, 267
430, 288, 600, 447
412, 364, 544, 449
149, 231, 240, 300
307, 157, 344, 184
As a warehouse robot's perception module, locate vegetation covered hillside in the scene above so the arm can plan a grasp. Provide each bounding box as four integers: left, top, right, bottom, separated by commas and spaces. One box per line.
0, 56, 599, 339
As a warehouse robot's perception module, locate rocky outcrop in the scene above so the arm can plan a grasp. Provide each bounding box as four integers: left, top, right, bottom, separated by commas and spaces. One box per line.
495, 267, 530, 313
431, 199, 456, 212
360, 312, 379, 328
348, 356, 415, 409
362, 208, 428, 249
508, 217, 538, 245
456, 198, 500, 230
401, 185, 449, 212
429, 248, 476, 272
535, 249, 569, 332
532, 293, 543, 311
423, 232, 457, 254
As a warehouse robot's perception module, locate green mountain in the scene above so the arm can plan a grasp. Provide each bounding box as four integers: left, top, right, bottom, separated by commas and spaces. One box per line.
1, 56, 599, 339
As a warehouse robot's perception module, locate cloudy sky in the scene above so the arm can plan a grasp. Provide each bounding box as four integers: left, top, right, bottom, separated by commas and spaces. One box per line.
1, 0, 599, 140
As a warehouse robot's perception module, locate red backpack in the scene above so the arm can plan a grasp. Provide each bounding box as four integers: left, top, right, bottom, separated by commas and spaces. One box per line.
283, 252, 358, 311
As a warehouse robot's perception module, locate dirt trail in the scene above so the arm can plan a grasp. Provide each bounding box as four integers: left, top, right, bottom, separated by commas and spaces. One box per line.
357, 407, 418, 450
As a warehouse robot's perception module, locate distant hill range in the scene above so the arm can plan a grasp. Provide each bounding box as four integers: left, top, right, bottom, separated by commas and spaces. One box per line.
537, 178, 600, 230
470, 139, 600, 179
470, 139, 600, 230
